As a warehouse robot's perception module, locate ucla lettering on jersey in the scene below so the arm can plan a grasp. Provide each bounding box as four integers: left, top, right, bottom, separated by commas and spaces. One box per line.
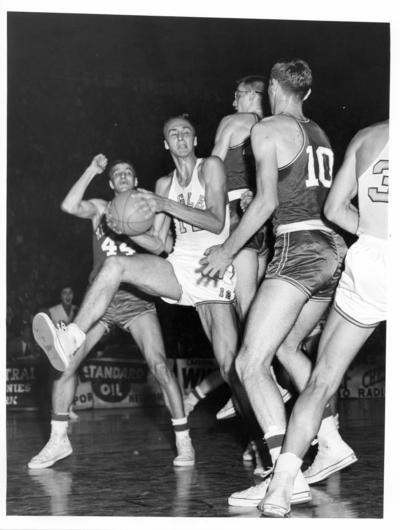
176, 192, 206, 234
168, 158, 230, 257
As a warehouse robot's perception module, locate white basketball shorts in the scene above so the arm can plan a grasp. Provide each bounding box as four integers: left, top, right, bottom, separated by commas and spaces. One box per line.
162, 251, 236, 307
334, 234, 387, 327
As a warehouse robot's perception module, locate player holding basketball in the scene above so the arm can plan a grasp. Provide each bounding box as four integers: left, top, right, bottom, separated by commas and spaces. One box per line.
259, 120, 389, 517
32, 116, 245, 447
201, 59, 355, 506
28, 154, 195, 469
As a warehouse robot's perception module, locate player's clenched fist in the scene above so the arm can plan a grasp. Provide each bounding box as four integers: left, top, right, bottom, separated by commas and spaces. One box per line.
90, 154, 108, 174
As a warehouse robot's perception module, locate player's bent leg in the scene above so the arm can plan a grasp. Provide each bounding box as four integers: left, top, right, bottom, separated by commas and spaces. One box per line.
198, 302, 267, 464
128, 311, 194, 467
197, 303, 238, 381
128, 312, 184, 418
297, 310, 376, 484
28, 323, 106, 470
33, 255, 182, 370
235, 279, 307, 445
232, 249, 259, 321
275, 299, 330, 392
261, 310, 376, 511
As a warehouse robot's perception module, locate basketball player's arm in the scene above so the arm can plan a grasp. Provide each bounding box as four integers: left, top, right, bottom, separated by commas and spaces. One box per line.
129, 177, 173, 255
153, 157, 227, 234
200, 123, 278, 278
61, 154, 108, 220
211, 116, 233, 160
324, 135, 360, 234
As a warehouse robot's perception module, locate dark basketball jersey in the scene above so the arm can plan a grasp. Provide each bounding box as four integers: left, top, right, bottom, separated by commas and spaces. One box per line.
90, 214, 141, 283
273, 118, 334, 227
224, 113, 259, 192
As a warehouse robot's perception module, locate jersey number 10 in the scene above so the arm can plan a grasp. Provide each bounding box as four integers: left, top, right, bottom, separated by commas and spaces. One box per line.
305, 146, 334, 188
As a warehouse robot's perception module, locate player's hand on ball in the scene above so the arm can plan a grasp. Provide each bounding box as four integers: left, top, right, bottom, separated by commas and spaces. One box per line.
135, 189, 163, 213
240, 190, 254, 212
91, 154, 108, 174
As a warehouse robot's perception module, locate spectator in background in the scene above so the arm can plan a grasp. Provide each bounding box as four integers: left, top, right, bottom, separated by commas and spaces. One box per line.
7, 322, 43, 363
48, 287, 77, 327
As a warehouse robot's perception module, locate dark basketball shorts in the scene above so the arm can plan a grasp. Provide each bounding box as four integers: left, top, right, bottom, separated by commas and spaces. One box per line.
265, 229, 347, 301
229, 199, 269, 256
100, 286, 156, 332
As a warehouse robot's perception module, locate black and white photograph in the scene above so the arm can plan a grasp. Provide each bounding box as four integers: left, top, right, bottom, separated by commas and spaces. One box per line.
2, 1, 397, 527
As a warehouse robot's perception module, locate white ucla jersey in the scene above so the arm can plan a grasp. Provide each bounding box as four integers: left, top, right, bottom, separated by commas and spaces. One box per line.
169, 158, 230, 256
358, 142, 388, 240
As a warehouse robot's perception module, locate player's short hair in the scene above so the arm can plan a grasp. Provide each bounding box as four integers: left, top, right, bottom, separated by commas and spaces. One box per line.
236, 75, 267, 95
108, 160, 136, 180
270, 59, 312, 100
163, 114, 196, 139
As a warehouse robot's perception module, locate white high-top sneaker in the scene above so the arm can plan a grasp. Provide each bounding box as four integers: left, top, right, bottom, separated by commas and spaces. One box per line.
258, 470, 310, 517
228, 469, 311, 507
28, 433, 73, 469
303, 440, 357, 485
32, 313, 85, 371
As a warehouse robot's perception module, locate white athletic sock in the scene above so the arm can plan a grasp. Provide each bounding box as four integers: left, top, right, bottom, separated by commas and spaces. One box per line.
264, 426, 285, 465
317, 415, 343, 449
50, 419, 68, 437
175, 430, 190, 441
274, 452, 302, 478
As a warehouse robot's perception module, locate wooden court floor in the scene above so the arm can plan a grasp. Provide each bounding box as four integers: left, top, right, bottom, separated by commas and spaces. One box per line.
7, 396, 384, 518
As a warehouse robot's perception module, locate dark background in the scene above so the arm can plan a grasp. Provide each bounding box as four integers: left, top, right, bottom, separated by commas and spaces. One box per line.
6, 12, 390, 356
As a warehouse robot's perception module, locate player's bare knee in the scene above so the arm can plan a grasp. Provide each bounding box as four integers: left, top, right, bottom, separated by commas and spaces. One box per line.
235, 350, 259, 384
103, 255, 125, 276
219, 360, 233, 382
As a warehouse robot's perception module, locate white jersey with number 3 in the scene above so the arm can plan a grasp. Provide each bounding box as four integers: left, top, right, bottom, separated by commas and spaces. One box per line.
169, 158, 230, 257
358, 142, 389, 240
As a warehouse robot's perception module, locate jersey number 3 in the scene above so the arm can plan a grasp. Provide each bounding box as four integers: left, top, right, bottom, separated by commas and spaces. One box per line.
369, 160, 389, 203
305, 146, 333, 189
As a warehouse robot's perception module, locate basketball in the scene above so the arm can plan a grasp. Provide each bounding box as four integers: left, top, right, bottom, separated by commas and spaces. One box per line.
106, 190, 155, 236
